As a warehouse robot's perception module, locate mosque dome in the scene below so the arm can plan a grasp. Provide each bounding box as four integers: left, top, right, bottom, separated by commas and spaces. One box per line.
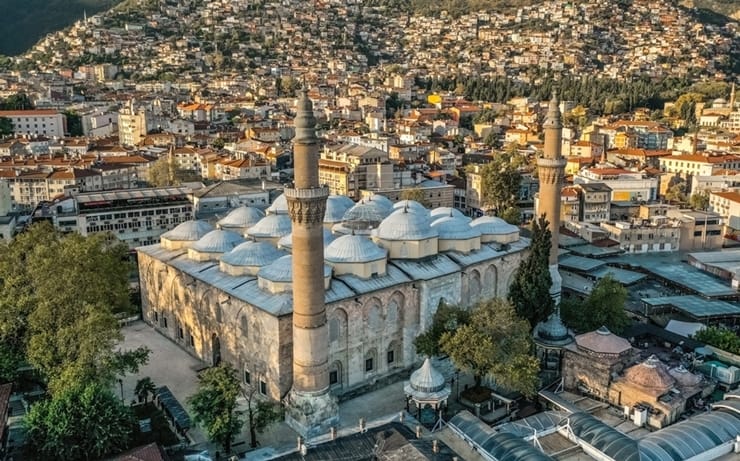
190, 229, 244, 253
161, 220, 213, 242
324, 195, 355, 224
325, 234, 387, 263
375, 208, 438, 241
258, 255, 332, 283
365, 194, 394, 214
217, 206, 265, 229
393, 199, 429, 215
408, 358, 447, 394
278, 228, 335, 250
245, 214, 292, 239
340, 201, 386, 231
220, 241, 286, 268
266, 193, 289, 215
575, 326, 631, 356
431, 216, 482, 240
669, 366, 703, 388
430, 207, 469, 222
470, 216, 519, 244
623, 355, 676, 395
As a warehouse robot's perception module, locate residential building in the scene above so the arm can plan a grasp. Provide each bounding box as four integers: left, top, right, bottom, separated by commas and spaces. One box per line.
574, 167, 657, 202
575, 183, 612, 223
660, 153, 740, 178
118, 101, 148, 147
600, 220, 680, 253
0, 110, 66, 138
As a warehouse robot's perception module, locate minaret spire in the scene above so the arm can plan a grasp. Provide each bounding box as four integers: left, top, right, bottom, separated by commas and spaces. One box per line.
284, 87, 338, 437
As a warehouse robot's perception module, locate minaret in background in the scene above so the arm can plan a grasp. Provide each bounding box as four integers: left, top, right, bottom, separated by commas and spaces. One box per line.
533, 91, 572, 380
284, 87, 339, 437
538, 92, 566, 301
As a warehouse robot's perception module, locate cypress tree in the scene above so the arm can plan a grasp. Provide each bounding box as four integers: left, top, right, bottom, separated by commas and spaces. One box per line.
508, 215, 554, 330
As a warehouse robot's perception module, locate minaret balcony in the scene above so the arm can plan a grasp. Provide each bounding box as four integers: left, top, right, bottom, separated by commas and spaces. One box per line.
284, 185, 330, 200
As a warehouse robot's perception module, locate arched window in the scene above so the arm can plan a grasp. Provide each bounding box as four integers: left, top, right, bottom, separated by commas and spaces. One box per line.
368, 304, 381, 331
364, 349, 377, 373
215, 303, 222, 323
469, 270, 481, 305
387, 341, 401, 367
329, 360, 343, 388
485, 265, 497, 297
387, 300, 398, 325
240, 315, 248, 337
329, 317, 340, 343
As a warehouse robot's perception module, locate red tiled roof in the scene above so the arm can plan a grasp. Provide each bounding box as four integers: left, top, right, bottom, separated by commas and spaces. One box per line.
0, 109, 59, 116
711, 191, 740, 203
107, 442, 167, 461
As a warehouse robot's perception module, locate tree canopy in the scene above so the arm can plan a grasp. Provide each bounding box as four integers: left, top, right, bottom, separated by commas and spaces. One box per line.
189, 364, 244, 454
414, 302, 471, 357
689, 191, 710, 211
146, 156, 200, 187
479, 153, 522, 213
440, 298, 539, 397
24, 382, 134, 461
694, 326, 740, 355
243, 386, 283, 448
560, 275, 630, 334
400, 187, 430, 207
508, 215, 553, 329
0, 222, 149, 391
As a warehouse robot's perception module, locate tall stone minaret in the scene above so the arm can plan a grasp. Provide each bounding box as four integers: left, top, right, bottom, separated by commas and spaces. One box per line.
284, 88, 338, 438
537, 91, 566, 302
533, 91, 572, 379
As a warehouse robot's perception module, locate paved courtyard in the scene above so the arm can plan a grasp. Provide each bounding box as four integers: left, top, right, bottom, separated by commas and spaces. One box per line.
119, 321, 482, 459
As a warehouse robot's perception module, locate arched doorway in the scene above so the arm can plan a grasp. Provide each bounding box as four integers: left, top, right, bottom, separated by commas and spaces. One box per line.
211, 333, 221, 366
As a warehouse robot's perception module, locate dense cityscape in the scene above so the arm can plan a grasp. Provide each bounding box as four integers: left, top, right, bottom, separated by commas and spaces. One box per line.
0, 0, 740, 460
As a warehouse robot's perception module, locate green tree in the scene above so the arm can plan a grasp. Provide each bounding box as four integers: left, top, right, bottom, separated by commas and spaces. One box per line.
508, 215, 553, 329
560, 275, 630, 334
665, 178, 687, 203
63, 110, 83, 136
480, 153, 522, 213
0, 223, 149, 392
243, 386, 284, 448
25, 382, 134, 460
440, 298, 539, 397
414, 302, 471, 357
189, 364, 244, 454
689, 191, 710, 211
0, 93, 33, 110
500, 206, 522, 225
695, 326, 740, 355
0, 117, 11, 137
134, 377, 156, 404
400, 187, 429, 207
146, 157, 198, 187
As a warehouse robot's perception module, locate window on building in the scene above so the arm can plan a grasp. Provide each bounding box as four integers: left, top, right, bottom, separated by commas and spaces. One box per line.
162, 315, 168, 329
153, 311, 158, 322
387, 350, 395, 364
329, 370, 338, 385
259, 380, 267, 395
189, 333, 195, 347
365, 357, 374, 372
178, 327, 184, 339
244, 370, 251, 384
240, 315, 248, 337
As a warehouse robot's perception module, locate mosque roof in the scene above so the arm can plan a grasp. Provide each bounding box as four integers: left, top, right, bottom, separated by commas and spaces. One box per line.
534, 313, 573, 347
408, 358, 446, 394
393, 199, 429, 215
190, 229, 244, 253
622, 355, 675, 394
470, 216, 519, 236
575, 326, 631, 355
217, 206, 265, 228
342, 201, 386, 228
431, 216, 482, 240
669, 366, 703, 388
365, 193, 393, 214
220, 241, 286, 267
266, 193, 288, 214
258, 255, 332, 283
430, 207, 470, 222
324, 195, 355, 223
278, 228, 335, 249
325, 234, 387, 263
375, 208, 438, 241
245, 213, 292, 238
161, 220, 214, 241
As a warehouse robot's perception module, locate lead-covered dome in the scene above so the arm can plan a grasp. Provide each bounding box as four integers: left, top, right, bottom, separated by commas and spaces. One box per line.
325, 234, 387, 263
404, 358, 450, 404
333, 200, 387, 235
266, 193, 288, 215
375, 208, 438, 241
365, 193, 393, 214
220, 241, 286, 276
188, 229, 244, 261
430, 207, 468, 221
258, 255, 332, 293
324, 195, 355, 224
393, 199, 428, 215
217, 206, 265, 230
470, 216, 520, 244
245, 214, 292, 243
161, 220, 214, 249
278, 228, 335, 250
431, 216, 481, 254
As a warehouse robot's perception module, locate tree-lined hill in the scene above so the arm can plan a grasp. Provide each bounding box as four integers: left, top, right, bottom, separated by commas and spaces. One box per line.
0, 0, 121, 56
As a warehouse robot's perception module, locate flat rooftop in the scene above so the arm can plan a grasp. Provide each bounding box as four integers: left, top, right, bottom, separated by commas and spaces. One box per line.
642, 295, 740, 320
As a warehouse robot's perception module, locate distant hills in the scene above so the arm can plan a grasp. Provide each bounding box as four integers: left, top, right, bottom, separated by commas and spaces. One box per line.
0, 0, 121, 56
2, 0, 738, 57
